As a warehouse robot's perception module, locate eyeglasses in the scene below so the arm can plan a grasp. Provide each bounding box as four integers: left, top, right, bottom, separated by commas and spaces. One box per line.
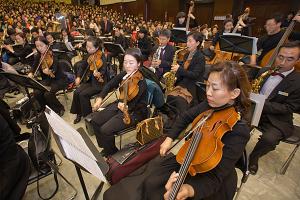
277, 55, 298, 62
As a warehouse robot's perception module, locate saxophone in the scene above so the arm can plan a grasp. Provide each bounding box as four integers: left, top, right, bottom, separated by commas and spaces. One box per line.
163, 47, 187, 93
251, 66, 280, 93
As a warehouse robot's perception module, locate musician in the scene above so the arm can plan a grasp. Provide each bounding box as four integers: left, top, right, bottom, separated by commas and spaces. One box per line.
249, 41, 300, 175
174, 11, 197, 29
28, 36, 67, 116
137, 28, 152, 61
30, 27, 41, 43
3, 32, 34, 73
113, 26, 129, 50
150, 29, 175, 79
251, 14, 300, 65
210, 19, 234, 51
4, 28, 16, 45
100, 15, 113, 35
90, 48, 148, 157
166, 31, 205, 119
70, 36, 107, 124
104, 61, 251, 200
61, 29, 77, 59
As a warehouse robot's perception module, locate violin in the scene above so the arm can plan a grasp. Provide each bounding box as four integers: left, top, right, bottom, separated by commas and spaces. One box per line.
84, 49, 104, 83
33, 45, 55, 78
168, 106, 240, 200
119, 70, 143, 124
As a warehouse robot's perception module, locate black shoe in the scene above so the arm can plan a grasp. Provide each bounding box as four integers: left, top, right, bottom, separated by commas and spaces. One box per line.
249, 163, 258, 175
73, 115, 82, 124
59, 109, 65, 117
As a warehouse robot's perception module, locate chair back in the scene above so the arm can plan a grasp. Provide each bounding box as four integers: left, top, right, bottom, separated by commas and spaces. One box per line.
145, 78, 165, 108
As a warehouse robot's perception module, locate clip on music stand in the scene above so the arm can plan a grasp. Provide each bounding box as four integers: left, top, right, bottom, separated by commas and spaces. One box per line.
219, 34, 257, 59
0, 72, 49, 115
170, 28, 187, 44
45, 106, 109, 200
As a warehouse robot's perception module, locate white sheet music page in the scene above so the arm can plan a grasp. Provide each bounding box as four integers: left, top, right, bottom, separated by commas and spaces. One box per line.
45, 106, 108, 183
249, 93, 266, 127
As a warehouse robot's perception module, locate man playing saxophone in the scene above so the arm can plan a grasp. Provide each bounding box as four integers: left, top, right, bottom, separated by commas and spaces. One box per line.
164, 31, 205, 128
150, 29, 175, 79
249, 41, 300, 175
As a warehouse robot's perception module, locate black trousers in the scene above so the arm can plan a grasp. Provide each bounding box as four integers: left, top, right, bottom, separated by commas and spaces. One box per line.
104, 153, 237, 200
70, 82, 101, 117
34, 79, 66, 114
91, 103, 139, 156
249, 121, 284, 165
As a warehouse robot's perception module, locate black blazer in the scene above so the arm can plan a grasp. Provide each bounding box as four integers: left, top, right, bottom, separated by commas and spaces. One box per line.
152, 44, 175, 74
137, 36, 152, 59
165, 101, 250, 199
11, 43, 34, 65
175, 49, 205, 105
100, 20, 113, 35
258, 67, 300, 137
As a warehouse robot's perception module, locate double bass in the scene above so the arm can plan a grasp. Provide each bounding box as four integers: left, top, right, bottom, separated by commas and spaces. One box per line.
260, 10, 300, 70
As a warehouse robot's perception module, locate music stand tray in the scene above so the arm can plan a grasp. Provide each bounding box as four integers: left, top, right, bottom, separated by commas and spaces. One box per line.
103, 42, 125, 55
219, 34, 258, 55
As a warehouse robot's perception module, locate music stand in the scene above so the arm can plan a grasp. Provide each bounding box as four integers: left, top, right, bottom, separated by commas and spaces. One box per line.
103, 42, 125, 55
170, 28, 187, 43
45, 106, 109, 200
219, 34, 258, 59
0, 72, 49, 114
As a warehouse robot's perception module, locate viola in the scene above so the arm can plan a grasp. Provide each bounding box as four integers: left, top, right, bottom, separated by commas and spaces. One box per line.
169, 106, 240, 199
119, 70, 143, 124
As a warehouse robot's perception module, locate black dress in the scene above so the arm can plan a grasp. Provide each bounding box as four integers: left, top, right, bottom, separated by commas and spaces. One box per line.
104, 101, 250, 200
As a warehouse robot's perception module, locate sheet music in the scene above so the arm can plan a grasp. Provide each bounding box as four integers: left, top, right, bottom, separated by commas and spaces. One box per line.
249, 92, 266, 127
45, 106, 108, 183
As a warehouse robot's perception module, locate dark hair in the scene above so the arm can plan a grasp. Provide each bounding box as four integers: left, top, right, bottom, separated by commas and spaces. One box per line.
187, 31, 203, 49
44, 32, 54, 38
35, 36, 49, 45
86, 36, 103, 49
279, 41, 300, 58
223, 18, 234, 26
31, 27, 39, 33
124, 48, 143, 65
267, 13, 283, 24
15, 32, 26, 39
208, 61, 251, 117
159, 29, 171, 38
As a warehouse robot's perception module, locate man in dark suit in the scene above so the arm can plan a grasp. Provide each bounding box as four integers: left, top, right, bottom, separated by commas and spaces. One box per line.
249, 41, 300, 175
100, 15, 113, 35
151, 29, 175, 79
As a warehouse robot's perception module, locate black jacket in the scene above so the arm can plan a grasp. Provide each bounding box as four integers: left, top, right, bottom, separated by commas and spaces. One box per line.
31, 51, 67, 84
138, 36, 152, 59
11, 43, 34, 65
99, 70, 148, 120
166, 101, 250, 200
258, 67, 300, 138
152, 44, 175, 75
100, 20, 113, 35
175, 49, 205, 105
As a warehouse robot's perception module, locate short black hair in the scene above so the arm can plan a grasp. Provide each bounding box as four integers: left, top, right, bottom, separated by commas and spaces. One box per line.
86, 36, 103, 49
279, 41, 300, 58
223, 18, 234, 26
187, 31, 203, 44
267, 13, 283, 24
124, 48, 143, 65
159, 29, 171, 38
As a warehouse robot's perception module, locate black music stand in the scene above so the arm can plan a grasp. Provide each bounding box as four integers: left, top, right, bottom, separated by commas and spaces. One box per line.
45, 107, 109, 200
219, 34, 257, 59
104, 42, 125, 55
170, 28, 187, 43
0, 72, 49, 114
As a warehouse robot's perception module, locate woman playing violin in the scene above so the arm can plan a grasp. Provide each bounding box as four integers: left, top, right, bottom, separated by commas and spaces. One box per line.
28, 36, 68, 116
104, 61, 251, 200
70, 36, 107, 124
91, 48, 148, 157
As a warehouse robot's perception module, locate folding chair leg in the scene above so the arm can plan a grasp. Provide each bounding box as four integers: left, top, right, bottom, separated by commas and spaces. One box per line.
234, 182, 244, 200
280, 144, 299, 175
